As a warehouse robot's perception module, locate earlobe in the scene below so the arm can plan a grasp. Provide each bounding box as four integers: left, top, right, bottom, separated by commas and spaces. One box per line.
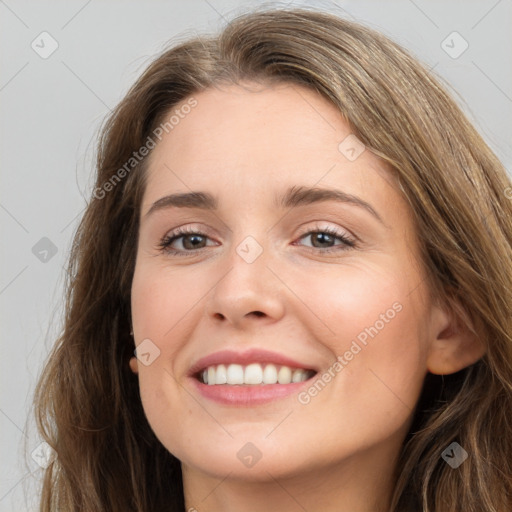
129, 356, 139, 374
426, 299, 486, 375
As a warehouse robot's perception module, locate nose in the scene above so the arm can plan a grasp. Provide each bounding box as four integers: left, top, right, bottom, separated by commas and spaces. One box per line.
204, 237, 286, 328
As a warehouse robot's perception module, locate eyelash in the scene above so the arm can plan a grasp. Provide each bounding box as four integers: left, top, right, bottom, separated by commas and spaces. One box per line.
157, 224, 357, 257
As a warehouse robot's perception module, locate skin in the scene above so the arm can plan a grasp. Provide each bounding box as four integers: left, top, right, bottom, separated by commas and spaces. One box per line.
129, 81, 485, 512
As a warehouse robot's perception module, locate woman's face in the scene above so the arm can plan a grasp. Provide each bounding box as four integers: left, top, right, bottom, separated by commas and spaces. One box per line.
130, 81, 446, 485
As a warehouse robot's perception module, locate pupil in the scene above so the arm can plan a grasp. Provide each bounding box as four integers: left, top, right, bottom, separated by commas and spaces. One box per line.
185, 235, 205, 249
314, 233, 333, 248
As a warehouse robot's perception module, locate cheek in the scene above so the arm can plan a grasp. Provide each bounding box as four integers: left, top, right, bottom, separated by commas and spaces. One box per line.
295, 259, 428, 404
131, 262, 210, 456
131, 261, 202, 339
137, 376, 192, 461
294, 259, 409, 338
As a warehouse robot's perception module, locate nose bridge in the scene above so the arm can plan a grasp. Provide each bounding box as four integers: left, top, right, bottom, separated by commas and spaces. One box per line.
206, 229, 286, 323
226, 231, 273, 300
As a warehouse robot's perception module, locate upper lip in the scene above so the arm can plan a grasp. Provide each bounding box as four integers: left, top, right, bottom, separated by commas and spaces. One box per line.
188, 348, 318, 377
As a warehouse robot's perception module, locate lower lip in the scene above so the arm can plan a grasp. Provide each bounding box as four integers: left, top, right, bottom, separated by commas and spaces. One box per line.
190, 377, 314, 406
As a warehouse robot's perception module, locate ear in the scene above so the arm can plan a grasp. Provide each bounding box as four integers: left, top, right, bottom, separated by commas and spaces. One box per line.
129, 356, 139, 374
426, 296, 486, 375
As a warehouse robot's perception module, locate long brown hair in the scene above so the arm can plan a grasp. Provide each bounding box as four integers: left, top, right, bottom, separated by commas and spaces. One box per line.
33, 6, 512, 511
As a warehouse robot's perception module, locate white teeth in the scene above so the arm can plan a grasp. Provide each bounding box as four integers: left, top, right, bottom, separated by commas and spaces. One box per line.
207, 366, 216, 386
216, 364, 227, 384
226, 364, 244, 384
263, 364, 278, 384
201, 363, 313, 385
244, 363, 263, 384
277, 366, 292, 384
292, 369, 307, 383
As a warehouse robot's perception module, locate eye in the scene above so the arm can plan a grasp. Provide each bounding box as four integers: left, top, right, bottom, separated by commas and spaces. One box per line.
158, 223, 357, 257
158, 226, 216, 256
294, 224, 356, 253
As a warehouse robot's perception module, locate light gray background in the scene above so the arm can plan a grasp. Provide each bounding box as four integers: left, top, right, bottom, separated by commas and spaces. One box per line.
1, 0, 511, 509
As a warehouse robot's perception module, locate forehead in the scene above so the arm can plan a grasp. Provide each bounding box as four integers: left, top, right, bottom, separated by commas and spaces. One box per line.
143, 81, 393, 203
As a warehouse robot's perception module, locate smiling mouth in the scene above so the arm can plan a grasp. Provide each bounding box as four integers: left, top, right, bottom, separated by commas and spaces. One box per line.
196, 362, 317, 386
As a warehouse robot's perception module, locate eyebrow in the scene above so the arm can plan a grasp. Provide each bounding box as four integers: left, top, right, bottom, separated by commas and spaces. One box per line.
144, 185, 383, 223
